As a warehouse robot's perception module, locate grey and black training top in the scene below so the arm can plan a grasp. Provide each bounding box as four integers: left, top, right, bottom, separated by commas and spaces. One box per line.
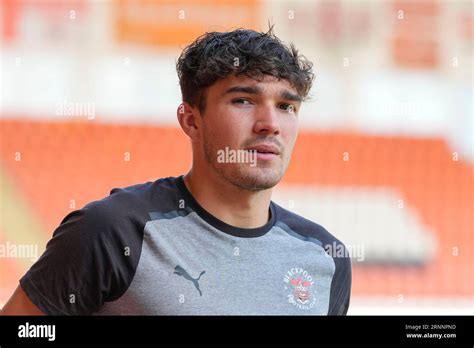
20, 175, 351, 315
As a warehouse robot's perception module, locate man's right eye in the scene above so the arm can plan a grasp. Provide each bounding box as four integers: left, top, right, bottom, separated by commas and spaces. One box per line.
232, 98, 252, 105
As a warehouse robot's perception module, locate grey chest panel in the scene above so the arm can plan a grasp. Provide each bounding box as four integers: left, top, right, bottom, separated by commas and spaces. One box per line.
98, 212, 335, 315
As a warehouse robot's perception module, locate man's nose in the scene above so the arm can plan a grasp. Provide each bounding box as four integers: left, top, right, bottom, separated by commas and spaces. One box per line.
253, 103, 281, 135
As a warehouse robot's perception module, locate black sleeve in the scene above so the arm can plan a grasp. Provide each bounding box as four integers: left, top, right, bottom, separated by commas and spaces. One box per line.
19, 195, 144, 315
328, 250, 352, 315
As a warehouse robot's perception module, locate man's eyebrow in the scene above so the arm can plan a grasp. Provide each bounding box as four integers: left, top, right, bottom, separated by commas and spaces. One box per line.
280, 90, 302, 103
222, 85, 263, 96
222, 85, 302, 103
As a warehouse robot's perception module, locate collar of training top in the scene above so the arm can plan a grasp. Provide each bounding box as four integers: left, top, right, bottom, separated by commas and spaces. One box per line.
175, 175, 276, 238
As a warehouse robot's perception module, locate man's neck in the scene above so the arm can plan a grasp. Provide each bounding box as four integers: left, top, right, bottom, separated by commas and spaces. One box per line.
183, 170, 272, 229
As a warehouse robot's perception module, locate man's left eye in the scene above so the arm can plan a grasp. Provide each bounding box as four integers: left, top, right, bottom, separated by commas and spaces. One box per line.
232, 98, 251, 105
279, 104, 296, 113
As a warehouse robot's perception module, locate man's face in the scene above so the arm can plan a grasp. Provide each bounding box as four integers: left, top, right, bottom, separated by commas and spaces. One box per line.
197, 74, 301, 191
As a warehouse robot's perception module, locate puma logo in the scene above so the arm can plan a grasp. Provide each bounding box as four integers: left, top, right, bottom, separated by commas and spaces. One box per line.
173, 265, 206, 296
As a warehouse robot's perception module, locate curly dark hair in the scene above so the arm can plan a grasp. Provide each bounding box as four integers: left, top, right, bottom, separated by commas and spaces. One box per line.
176, 25, 314, 113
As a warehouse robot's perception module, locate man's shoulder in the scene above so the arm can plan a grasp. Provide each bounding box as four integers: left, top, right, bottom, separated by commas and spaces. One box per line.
59, 176, 179, 231
272, 201, 346, 250
88, 176, 177, 212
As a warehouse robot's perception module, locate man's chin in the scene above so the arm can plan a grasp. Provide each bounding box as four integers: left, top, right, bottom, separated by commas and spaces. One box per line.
227, 166, 283, 191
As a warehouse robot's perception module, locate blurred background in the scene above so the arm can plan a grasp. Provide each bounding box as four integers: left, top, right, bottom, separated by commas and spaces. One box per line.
0, 0, 472, 314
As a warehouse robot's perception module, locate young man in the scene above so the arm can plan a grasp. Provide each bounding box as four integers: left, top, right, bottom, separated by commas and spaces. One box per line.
1, 27, 351, 315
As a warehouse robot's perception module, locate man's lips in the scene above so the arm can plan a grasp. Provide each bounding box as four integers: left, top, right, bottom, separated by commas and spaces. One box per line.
244, 144, 281, 155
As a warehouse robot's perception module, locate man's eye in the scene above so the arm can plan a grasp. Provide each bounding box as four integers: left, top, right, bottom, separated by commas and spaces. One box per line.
279, 103, 296, 113
232, 98, 251, 105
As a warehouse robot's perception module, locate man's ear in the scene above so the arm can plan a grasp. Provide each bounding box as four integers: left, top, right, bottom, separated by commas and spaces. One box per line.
177, 102, 201, 142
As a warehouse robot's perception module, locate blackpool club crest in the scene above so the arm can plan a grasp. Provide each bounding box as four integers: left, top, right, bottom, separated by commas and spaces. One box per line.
283, 267, 317, 310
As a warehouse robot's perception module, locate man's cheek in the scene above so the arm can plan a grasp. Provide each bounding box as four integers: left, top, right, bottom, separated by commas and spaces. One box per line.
284, 138, 297, 159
